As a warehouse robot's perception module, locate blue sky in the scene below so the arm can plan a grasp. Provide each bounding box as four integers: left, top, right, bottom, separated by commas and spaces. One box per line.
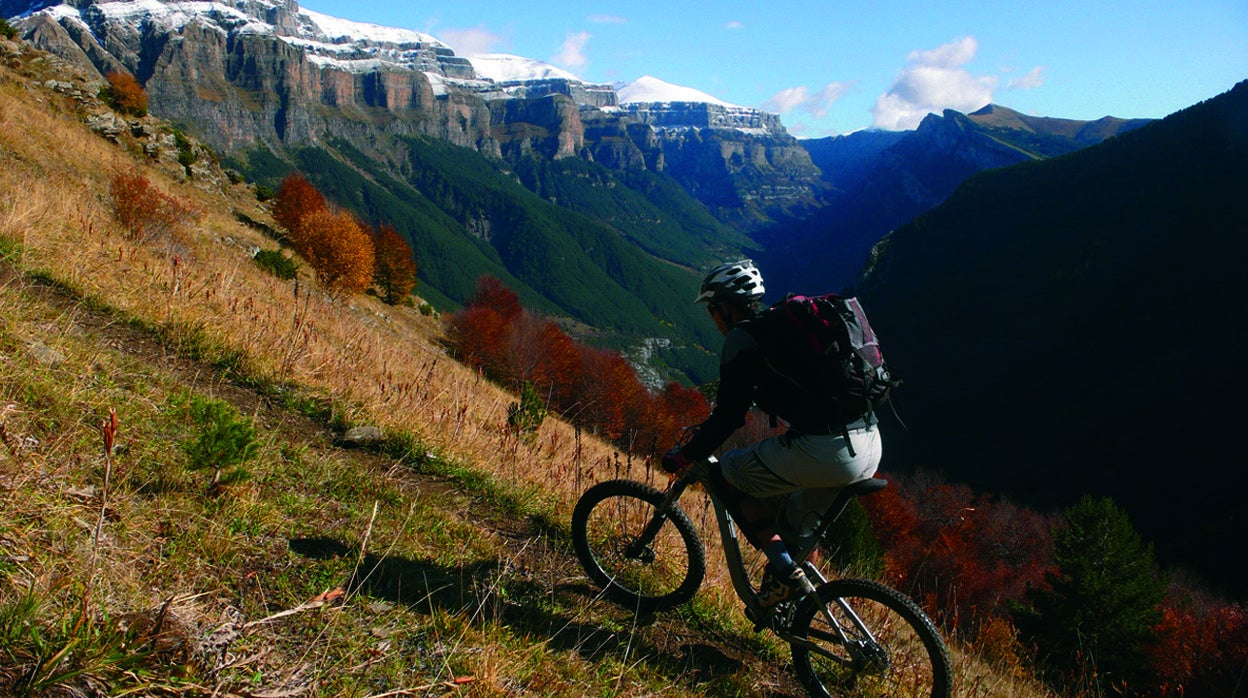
299, 0, 1247, 137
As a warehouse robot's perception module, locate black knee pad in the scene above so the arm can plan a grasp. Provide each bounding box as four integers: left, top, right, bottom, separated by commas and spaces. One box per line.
709, 462, 744, 508
710, 462, 777, 535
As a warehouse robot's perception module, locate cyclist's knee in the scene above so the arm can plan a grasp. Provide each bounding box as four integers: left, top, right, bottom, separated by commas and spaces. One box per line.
709, 461, 749, 512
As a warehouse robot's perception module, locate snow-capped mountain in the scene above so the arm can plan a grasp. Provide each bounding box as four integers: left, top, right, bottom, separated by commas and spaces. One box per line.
4, 0, 770, 125
468, 53, 579, 84
6, 0, 821, 227
616, 75, 781, 133
617, 75, 738, 107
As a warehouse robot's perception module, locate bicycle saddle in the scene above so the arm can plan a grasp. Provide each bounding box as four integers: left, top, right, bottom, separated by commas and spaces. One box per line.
844, 478, 888, 497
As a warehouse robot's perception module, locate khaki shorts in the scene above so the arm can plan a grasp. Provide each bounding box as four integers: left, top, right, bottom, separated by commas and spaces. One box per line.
718, 421, 882, 536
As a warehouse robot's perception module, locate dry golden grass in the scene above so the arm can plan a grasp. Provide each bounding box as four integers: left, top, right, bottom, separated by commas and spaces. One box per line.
0, 39, 1055, 696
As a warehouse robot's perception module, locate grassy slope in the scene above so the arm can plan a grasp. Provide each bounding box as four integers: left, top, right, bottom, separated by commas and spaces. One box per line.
0, 39, 1045, 696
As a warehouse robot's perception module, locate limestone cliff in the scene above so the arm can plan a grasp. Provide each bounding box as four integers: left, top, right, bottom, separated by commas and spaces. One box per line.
7, 0, 822, 225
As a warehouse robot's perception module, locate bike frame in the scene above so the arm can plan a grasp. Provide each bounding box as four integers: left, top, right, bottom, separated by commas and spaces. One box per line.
654, 458, 883, 664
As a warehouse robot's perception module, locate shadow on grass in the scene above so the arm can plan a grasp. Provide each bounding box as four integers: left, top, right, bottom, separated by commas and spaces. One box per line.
287, 536, 776, 693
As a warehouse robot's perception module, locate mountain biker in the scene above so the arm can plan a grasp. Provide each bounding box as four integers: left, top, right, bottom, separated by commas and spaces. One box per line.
662, 259, 883, 608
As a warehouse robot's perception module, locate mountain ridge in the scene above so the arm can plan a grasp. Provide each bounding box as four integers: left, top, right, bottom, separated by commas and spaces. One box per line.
855, 80, 1248, 597
757, 104, 1151, 296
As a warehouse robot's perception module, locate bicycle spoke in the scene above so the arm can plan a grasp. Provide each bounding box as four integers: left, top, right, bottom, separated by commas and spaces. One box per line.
591, 502, 671, 591
572, 480, 706, 613
791, 579, 951, 697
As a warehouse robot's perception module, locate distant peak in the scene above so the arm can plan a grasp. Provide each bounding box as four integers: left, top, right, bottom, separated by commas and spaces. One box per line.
970, 103, 1009, 115
618, 75, 737, 107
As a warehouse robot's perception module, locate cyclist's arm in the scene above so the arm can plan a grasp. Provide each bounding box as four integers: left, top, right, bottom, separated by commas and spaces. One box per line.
680, 327, 761, 461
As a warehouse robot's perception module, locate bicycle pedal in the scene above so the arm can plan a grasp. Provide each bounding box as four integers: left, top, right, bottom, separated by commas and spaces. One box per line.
745, 605, 773, 632
747, 603, 794, 632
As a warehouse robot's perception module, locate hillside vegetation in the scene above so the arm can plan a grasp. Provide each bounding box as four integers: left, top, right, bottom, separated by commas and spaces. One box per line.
0, 36, 1064, 697
223, 135, 732, 387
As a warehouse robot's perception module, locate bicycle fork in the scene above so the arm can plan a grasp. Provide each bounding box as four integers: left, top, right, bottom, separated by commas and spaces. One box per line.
779, 589, 891, 672
624, 475, 691, 562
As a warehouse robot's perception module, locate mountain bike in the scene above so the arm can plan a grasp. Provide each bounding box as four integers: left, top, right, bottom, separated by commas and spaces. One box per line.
571, 457, 953, 697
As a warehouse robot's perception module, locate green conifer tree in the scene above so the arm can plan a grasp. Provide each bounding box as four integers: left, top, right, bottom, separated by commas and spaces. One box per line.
1015, 496, 1165, 693
506, 381, 547, 439
181, 395, 259, 493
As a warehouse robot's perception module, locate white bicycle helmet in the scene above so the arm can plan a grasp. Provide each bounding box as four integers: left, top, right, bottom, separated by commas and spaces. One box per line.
695, 259, 765, 305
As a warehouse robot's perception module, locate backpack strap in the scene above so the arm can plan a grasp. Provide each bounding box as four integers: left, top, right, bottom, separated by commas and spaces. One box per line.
839, 409, 883, 458
842, 422, 856, 458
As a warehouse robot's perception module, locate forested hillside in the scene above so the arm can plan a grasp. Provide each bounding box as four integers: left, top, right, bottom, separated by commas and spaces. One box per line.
226, 139, 735, 386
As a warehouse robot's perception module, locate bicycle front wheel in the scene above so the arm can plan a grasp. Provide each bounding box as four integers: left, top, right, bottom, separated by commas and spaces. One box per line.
571, 479, 706, 614
791, 578, 952, 698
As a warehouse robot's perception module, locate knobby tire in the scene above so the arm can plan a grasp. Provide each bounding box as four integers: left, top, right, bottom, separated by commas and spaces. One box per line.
571, 479, 706, 614
790, 578, 952, 698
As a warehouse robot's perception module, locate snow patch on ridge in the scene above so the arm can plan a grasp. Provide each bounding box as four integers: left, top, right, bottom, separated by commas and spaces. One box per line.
298, 7, 443, 47
468, 53, 578, 83
618, 75, 738, 107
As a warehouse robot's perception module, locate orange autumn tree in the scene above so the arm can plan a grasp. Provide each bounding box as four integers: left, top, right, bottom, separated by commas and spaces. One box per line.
862, 475, 1053, 636
272, 173, 326, 238
652, 381, 712, 451
504, 313, 562, 387
468, 275, 523, 322
266, 173, 426, 302
295, 209, 375, 296
447, 304, 512, 377
1150, 583, 1248, 696
103, 71, 148, 116
529, 320, 583, 411
574, 345, 646, 441
373, 223, 418, 305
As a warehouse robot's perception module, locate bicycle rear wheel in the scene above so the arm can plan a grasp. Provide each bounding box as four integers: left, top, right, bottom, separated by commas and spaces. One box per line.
790, 578, 952, 697
571, 479, 706, 614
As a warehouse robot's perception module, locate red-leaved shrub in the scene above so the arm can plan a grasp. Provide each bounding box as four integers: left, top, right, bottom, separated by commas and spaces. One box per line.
109, 169, 194, 244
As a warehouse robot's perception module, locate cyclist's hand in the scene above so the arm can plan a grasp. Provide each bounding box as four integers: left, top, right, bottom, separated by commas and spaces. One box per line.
661, 447, 691, 474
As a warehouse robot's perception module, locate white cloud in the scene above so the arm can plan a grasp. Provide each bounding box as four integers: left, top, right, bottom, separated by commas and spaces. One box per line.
588, 14, 626, 25
805, 82, 850, 117
1007, 66, 1046, 90
725, 20, 744, 30
553, 31, 592, 72
763, 86, 811, 114
439, 26, 503, 57
763, 82, 849, 118
871, 36, 997, 130
914, 37, 978, 69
